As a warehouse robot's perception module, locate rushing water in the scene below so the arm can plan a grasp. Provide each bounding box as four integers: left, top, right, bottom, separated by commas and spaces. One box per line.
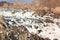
0, 8, 60, 40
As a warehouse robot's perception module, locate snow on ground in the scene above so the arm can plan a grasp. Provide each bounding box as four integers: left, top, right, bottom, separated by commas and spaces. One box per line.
0, 8, 60, 40
38, 23, 60, 40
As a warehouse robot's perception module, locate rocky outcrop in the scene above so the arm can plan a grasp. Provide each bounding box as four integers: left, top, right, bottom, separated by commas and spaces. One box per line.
0, 1, 13, 6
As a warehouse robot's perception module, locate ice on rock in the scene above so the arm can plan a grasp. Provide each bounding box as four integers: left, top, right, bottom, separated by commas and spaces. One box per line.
8, 21, 13, 25
23, 11, 35, 18
15, 11, 24, 18
26, 25, 38, 34
3, 11, 12, 17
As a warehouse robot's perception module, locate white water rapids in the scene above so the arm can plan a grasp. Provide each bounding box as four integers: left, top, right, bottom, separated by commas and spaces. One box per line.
0, 8, 60, 40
